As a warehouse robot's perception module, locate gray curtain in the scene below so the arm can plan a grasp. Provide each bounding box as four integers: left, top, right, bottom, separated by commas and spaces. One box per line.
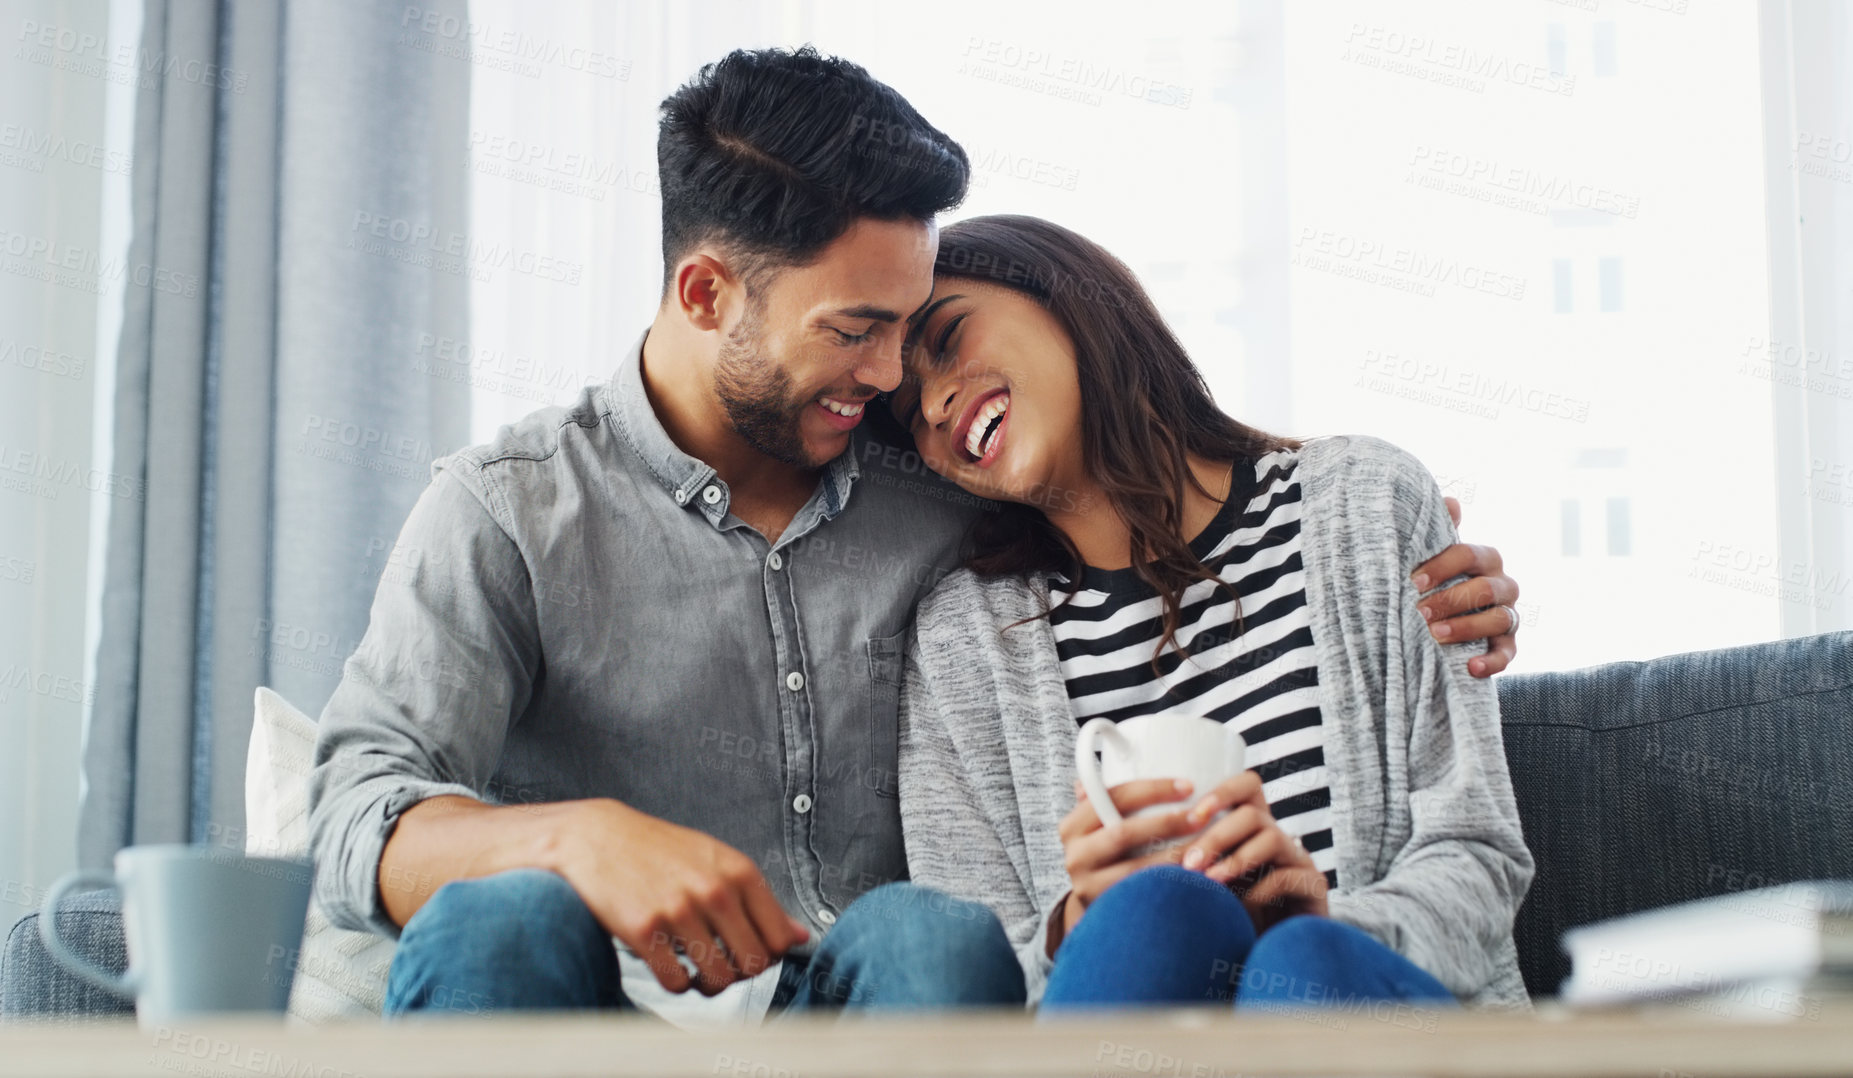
81, 0, 472, 867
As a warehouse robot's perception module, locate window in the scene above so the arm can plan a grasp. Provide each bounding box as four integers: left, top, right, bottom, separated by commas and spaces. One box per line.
1593, 23, 1619, 78
1285, 2, 1775, 671
1599, 257, 1624, 312
1607, 496, 1632, 556
462, 0, 1791, 673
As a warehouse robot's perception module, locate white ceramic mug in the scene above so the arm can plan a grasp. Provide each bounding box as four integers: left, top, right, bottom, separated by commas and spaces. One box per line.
1074, 714, 1247, 826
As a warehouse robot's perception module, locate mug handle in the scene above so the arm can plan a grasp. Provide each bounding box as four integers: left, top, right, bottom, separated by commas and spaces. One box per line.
1075, 718, 1130, 827
37, 869, 139, 998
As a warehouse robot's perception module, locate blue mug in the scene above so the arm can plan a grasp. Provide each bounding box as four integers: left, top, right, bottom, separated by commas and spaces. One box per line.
39, 845, 313, 1024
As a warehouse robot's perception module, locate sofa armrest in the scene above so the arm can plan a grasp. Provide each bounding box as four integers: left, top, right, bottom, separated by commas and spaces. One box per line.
1, 889, 136, 1021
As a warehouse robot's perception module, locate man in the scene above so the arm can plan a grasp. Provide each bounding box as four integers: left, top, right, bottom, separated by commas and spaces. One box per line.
308, 46, 1522, 1025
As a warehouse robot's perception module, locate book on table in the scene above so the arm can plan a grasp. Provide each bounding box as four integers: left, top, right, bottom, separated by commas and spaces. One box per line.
1561, 881, 1853, 1018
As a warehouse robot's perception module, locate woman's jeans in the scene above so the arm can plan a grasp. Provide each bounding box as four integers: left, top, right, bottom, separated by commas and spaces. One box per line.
1042, 866, 1454, 1012
382, 868, 1026, 1016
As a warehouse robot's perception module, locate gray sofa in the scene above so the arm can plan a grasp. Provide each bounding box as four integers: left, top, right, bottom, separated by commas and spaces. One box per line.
1499, 629, 1853, 995
6, 632, 1851, 1018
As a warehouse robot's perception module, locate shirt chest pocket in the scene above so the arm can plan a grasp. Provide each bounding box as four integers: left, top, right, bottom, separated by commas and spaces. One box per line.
861, 630, 906, 799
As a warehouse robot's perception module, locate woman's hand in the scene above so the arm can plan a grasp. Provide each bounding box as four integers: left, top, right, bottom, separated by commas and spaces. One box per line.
1053, 778, 1202, 947
1412, 496, 1521, 677
1178, 771, 1329, 931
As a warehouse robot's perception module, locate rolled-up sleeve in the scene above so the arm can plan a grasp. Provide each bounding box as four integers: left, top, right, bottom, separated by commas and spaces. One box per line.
307, 460, 541, 937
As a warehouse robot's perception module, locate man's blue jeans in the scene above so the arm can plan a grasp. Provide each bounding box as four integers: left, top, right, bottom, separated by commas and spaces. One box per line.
383, 869, 1026, 1016
1042, 866, 1454, 1011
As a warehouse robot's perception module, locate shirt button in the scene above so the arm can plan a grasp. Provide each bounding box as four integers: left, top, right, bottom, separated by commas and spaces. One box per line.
792, 794, 812, 814
785, 671, 805, 691
673, 489, 688, 506
767, 551, 783, 571
817, 909, 837, 926
702, 485, 722, 505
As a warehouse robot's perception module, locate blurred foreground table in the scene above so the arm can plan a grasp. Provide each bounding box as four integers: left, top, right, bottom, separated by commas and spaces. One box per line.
3, 998, 1852, 1078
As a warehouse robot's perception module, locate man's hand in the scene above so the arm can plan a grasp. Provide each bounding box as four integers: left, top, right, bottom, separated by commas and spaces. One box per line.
379, 795, 809, 997
547, 799, 810, 996
1178, 771, 1328, 932
1053, 778, 1201, 948
1411, 495, 1521, 677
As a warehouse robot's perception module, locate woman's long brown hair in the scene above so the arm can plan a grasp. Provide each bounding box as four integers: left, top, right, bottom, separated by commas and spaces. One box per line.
921, 214, 1300, 667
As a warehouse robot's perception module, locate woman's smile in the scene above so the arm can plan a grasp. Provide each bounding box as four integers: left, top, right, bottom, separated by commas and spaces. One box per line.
954, 389, 1011, 465
897, 278, 1086, 508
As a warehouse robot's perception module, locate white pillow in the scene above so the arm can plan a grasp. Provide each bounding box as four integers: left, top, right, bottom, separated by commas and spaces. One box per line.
245, 687, 394, 1024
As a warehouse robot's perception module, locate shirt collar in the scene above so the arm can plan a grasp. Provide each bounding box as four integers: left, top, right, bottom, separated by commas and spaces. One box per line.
821, 434, 860, 519
604, 329, 863, 521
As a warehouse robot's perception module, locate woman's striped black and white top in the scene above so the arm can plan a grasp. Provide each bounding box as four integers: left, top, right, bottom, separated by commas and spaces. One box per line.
1048, 449, 1338, 888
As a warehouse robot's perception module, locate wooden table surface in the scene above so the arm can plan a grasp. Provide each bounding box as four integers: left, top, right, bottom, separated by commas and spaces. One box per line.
4, 999, 1852, 1078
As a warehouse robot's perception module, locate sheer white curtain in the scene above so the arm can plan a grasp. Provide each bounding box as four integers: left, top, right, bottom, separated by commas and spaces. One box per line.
1761, 0, 1853, 640
0, 0, 138, 933
462, 0, 1850, 672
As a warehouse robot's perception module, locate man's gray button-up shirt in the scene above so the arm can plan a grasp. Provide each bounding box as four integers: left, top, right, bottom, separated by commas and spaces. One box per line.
308, 332, 991, 963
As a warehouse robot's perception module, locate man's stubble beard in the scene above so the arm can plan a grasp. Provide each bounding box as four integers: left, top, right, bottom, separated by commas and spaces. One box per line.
713, 299, 822, 469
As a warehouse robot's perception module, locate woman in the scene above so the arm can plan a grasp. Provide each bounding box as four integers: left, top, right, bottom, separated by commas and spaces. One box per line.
890, 215, 1535, 1012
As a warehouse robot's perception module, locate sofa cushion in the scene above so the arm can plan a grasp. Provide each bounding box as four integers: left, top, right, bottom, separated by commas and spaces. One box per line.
1497, 631, 1853, 998
247, 687, 395, 1023
0, 888, 134, 1021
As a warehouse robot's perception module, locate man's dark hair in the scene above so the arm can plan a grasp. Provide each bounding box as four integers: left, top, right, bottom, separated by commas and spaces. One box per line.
657, 46, 970, 290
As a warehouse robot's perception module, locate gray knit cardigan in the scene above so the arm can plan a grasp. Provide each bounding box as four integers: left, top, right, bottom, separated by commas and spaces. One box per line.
897, 435, 1536, 1009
